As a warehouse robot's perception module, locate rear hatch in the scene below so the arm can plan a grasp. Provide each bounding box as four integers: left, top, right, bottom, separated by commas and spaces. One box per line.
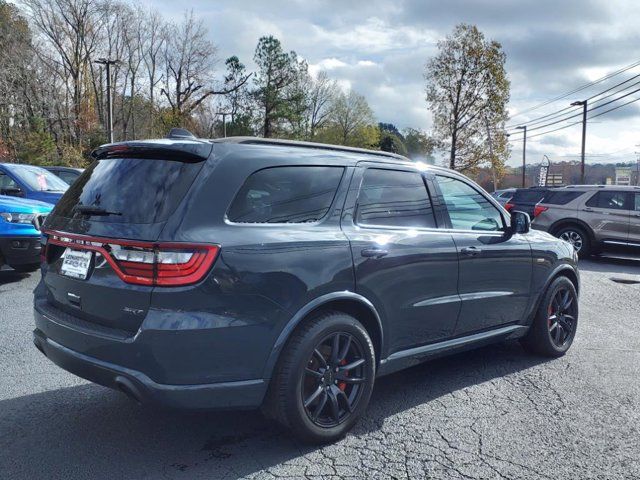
40, 140, 213, 334
507, 188, 550, 217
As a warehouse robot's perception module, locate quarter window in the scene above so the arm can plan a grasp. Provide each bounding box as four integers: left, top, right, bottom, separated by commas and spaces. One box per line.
356, 169, 436, 228
635, 193, 640, 211
585, 191, 630, 210
436, 175, 504, 232
227, 166, 344, 223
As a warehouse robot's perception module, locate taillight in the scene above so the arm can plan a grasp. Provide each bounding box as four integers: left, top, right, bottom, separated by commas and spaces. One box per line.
504, 202, 514, 211
533, 205, 549, 218
45, 231, 219, 287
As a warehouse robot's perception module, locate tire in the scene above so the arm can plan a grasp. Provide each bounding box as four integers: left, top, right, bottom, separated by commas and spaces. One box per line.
555, 225, 591, 258
10, 263, 40, 273
521, 276, 578, 357
264, 311, 376, 444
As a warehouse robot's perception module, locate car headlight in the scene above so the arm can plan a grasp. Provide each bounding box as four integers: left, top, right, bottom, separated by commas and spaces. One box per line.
0, 212, 37, 224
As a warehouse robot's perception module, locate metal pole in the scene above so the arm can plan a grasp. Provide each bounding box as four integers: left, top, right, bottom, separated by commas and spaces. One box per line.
580, 101, 587, 183
222, 113, 227, 138
483, 116, 497, 192
521, 126, 527, 187
105, 61, 113, 143
95, 58, 118, 143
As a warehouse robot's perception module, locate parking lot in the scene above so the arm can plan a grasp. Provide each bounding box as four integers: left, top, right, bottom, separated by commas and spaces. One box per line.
1, 255, 639, 480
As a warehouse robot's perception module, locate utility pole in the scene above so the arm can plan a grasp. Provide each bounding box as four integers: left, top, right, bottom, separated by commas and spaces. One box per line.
94, 58, 118, 143
571, 100, 587, 183
484, 115, 498, 192
216, 111, 233, 137
516, 125, 527, 187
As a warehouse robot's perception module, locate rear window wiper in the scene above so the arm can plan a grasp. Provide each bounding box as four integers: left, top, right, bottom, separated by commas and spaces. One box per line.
73, 205, 122, 216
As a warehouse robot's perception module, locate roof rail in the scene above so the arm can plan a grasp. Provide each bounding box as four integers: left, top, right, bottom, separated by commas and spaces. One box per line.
212, 136, 410, 161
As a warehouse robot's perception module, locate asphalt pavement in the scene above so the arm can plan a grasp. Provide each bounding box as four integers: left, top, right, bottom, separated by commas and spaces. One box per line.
1, 256, 639, 479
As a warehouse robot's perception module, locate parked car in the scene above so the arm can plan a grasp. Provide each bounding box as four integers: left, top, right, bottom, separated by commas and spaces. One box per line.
490, 188, 516, 206
0, 195, 52, 272
0, 163, 68, 204
44, 166, 84, 185
532, 185, 640, 257
33, 134, 580, 443
504, 187, 553, 218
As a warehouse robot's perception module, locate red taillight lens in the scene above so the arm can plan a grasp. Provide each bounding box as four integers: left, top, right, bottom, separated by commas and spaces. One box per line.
45, 231, 219, 286
504, 202, 514, 212
533, 205, 549, 218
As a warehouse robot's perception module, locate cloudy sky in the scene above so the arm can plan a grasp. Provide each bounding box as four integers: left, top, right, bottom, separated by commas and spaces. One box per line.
150, 0, 640, 166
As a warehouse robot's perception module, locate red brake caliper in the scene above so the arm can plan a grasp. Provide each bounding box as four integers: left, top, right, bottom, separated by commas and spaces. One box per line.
338, 359, 347, 391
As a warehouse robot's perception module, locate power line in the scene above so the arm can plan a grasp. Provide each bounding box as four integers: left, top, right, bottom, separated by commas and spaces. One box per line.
508, 84, 640, 137
507, 72, 640, 130
511, 94, 640, 141
508, 58, 640, 121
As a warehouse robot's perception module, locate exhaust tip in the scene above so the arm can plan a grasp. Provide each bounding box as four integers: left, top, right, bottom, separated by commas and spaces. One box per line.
114, 376, 143, 404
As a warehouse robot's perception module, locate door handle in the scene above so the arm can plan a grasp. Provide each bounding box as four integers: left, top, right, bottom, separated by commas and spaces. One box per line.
582, 208, 596, 213
361, 248, 389, 258
461, 246, 481, 256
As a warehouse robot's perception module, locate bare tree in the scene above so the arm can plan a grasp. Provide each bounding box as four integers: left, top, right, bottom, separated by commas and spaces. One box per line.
306, 71, 337, 139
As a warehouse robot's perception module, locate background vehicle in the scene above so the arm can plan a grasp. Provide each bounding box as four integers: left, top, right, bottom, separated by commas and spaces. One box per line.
0, 195, 52, 272
532, 185, 640, 257
491, 188, 516, 206
0, 163, 68, 204
504, 186, 552, 217
33, 135, 579, 443
44, 166, 84, 185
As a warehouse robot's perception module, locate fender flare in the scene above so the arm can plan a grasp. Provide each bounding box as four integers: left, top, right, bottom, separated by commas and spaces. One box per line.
262, 291, 384, 379
526, 262, 580, 326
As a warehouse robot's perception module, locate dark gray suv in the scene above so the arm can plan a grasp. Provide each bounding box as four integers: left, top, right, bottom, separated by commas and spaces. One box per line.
33, 136, 580, 443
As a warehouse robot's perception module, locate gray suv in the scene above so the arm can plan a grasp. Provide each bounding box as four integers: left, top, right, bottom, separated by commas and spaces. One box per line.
532, 185, 640, 257
33, 135, 580, 443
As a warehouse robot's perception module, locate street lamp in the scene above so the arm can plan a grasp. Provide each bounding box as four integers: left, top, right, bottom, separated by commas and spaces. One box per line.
94, 58, 119, 143
516, 125, 527, 187
571, 100, 587, 184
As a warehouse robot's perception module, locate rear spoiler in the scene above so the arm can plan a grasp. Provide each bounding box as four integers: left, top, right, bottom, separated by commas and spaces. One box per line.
91, 140, 213, 163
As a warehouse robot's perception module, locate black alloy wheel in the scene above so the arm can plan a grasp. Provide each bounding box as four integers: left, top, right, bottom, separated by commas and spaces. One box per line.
302, 332, 367, 427
547, 287, 577, 348
264, 311, 375, 444
521, 276, 579, 357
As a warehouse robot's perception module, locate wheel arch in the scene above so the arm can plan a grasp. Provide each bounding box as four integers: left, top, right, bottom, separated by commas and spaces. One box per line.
549, 218, 596, 242
262, 292, 384, 379
526, 263, 580, 328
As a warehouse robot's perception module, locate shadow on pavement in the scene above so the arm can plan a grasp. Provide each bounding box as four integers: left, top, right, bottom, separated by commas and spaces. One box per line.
0, 269, 30, 286
0, 341, 549, 479
579, 253, 640, 276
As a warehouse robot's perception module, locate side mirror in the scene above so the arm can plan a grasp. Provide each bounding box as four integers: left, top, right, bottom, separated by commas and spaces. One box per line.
511, 211, 530, 234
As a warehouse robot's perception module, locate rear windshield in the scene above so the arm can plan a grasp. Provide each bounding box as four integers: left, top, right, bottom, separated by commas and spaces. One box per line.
511, 189, 548, 203
53, 158, 204, 223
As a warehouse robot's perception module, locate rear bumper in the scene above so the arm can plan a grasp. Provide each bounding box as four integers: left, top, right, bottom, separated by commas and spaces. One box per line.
0, 236, 41, 266
33, 328, 267, 410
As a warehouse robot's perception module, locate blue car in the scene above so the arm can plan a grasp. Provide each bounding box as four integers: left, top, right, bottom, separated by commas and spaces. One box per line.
0, 163, 69, 204
0, 195, 52, 272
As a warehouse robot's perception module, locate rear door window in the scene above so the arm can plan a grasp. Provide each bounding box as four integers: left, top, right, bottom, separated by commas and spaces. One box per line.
542, 191, 584, 205
53, 158, 205, 223
635, 193, 640, 211
227, 166, 344, 223
356, 168, 436, 228
585, 191, 631, 210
